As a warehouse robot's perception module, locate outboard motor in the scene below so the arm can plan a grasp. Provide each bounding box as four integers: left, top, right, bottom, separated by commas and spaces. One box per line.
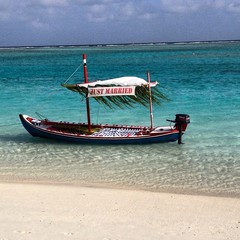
174, 114, 190, 144
175, 114, 190, 131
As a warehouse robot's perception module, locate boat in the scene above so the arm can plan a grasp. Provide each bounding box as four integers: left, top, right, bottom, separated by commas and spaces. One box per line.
19, 54, 190, 144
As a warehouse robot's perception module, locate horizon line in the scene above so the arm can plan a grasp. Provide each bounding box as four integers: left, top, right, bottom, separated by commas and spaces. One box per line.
1, 39, 240, 49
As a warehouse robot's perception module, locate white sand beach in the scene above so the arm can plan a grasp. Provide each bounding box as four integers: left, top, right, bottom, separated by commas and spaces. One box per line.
0, 183, 239, 240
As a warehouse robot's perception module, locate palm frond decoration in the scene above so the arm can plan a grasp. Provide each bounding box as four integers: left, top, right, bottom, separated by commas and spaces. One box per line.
62, 78, 169, 109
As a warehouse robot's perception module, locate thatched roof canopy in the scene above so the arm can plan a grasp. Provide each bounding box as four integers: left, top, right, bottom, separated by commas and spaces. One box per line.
62, 76, 168, 109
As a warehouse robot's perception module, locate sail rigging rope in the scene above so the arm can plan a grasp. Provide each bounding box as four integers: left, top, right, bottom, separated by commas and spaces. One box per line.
35, 112, 48, 120
63, 62, 83, 84
0, 64, 85, 129
33, 62, 84, 120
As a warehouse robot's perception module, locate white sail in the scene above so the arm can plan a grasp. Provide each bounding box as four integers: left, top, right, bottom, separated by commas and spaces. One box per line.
77, 76, 158, 88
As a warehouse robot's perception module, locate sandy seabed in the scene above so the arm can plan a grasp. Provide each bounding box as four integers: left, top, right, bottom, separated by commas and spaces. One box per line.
0, 183, 239, 240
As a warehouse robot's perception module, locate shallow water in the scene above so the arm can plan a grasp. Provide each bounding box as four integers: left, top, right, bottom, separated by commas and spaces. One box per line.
0, 42, 240, 197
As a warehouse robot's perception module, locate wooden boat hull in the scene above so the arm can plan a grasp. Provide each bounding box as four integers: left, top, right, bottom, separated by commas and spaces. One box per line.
19, 114, 182, 144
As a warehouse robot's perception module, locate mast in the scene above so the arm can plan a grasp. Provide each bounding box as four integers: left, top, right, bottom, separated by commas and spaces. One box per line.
83, 54, 91, 132
147, 71, 154, 129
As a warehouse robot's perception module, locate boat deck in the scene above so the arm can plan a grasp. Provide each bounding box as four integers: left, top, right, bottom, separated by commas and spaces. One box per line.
91, 127, 142, 137
26, 115, 176, 138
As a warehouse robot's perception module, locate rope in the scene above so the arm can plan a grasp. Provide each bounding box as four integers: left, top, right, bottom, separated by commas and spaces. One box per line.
35, 112, 48, 120
34, 63, 84, 118
63, 62, 83, 84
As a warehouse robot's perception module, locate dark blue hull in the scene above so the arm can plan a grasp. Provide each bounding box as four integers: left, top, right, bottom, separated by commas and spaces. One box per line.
19, 114, 181, 144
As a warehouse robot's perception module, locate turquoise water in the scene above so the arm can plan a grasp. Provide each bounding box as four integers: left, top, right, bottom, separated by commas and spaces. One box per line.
0, 42, 240, 197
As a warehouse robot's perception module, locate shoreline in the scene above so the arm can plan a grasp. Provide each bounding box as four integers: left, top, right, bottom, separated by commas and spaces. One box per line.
0, 178, 239, 199
1, 177, 240, 199
0, 182, 240, 239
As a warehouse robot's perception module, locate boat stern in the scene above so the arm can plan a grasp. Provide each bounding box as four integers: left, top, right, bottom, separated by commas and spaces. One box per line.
174, 114, 190, 132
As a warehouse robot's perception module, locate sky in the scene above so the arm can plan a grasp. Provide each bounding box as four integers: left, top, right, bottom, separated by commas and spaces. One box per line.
0, 0, 240, 46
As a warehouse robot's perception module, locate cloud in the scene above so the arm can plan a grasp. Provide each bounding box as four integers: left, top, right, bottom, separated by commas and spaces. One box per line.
0, 0, 240, 46
1, 0, 240, 25
0, 0, 239, 31
31, 18, 51, 30
33, 0, 69, 7
160, 0, 240, 14
227, 2, 240, 13
160, 0, 202, 14
0, 0, 69, 30
0, 10, 9, 21
0, 0, 156, 25
86, 4, 111, 22
86, 1, 135, 22
0, 1, 14, 21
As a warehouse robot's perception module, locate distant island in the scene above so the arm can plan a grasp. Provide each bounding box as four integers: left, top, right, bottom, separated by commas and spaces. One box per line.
1, 39, 240, 49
